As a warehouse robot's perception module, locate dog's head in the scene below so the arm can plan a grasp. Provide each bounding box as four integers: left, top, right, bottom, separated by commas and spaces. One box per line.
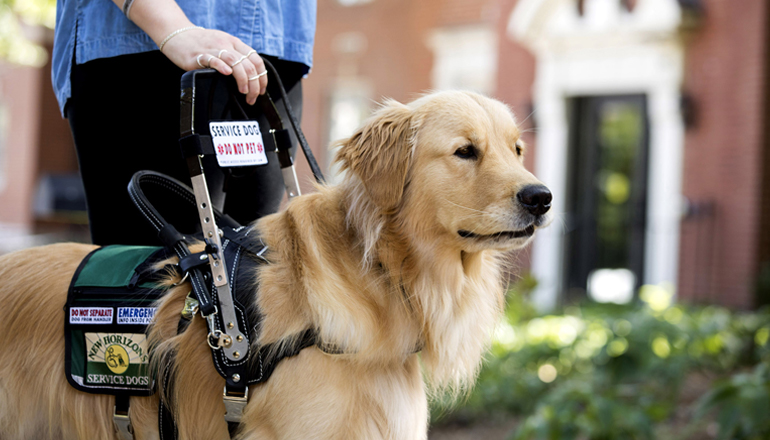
337, 91, 551, 253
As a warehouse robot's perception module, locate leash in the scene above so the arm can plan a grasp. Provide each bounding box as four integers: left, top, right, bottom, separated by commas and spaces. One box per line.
123, 64, 325, 439
261, 59, 325, 185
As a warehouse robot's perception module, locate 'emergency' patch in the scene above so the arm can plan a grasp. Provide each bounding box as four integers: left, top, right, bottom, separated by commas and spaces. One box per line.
117, 307, 156, 325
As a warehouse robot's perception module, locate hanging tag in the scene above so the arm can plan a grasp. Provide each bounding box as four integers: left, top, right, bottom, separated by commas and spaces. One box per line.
210, 121, 267, 167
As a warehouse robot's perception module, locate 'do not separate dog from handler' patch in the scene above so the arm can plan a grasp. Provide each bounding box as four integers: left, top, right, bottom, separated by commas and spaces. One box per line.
0, 90, 551, 440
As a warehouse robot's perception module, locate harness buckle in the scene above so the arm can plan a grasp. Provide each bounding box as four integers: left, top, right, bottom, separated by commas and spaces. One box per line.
113, 405, 134, 440
204, 306, 225, 350
223, 386, 249, 423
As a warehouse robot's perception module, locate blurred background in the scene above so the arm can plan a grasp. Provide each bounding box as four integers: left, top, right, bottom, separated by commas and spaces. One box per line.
3, 0, 770, 438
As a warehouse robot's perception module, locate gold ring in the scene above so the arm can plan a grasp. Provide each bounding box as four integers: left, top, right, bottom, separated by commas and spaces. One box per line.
196, 54, 206, 68
248, 71, 267, 81
245, 49, 257, 57
218, 49, 228, 58
206, 54, 214, 67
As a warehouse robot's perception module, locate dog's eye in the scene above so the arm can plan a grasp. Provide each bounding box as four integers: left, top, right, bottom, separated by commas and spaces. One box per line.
454, 144, 477, 160
515, 141, 523, 156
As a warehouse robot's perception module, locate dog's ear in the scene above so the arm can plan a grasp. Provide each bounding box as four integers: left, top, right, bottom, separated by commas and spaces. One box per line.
336, 100, 418, 211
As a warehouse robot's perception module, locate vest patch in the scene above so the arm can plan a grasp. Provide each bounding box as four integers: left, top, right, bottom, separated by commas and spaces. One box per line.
84, 332, 150, 387
69, 307, 113, 324
117, 307, 156, 325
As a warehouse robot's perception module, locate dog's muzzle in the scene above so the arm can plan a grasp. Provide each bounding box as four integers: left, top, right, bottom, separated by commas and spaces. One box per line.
517, 184, 552, 217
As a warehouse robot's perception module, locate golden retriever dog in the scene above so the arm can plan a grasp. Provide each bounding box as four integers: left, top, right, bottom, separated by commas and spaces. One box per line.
0, 90, 551, 440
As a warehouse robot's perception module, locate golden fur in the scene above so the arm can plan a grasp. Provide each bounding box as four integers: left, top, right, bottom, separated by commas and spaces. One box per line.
0, 91, 549, 440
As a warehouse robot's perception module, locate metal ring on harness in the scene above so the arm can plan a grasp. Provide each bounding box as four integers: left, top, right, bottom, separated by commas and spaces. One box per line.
207, 330, 224, 350
204, 305, 232, 350
172, 270, 190, 286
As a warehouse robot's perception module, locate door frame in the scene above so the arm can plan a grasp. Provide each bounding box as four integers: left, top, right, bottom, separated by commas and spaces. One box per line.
509, 0, 688, 310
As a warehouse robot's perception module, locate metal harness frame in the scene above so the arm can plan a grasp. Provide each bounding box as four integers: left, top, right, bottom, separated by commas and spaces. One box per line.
116, 61, 324, 440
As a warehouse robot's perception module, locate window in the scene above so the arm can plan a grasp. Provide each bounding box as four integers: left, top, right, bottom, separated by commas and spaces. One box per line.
428, 25, 497, 95
325, 80, 373, 183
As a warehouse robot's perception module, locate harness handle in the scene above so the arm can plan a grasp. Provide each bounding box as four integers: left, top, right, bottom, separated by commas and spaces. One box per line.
178, 61, 325, 184
127, 170, 237, 238
127, 170, 230, 316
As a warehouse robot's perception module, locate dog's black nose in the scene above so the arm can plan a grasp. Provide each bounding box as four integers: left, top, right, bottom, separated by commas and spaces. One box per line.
517, 185, 552, 216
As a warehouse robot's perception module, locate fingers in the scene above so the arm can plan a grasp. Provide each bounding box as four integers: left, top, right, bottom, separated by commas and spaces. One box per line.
219, 50, 251, 102
217, 48, 266, 105
243, 47, 268, 97
160, 29, 265, 103
208, 56, 232, 76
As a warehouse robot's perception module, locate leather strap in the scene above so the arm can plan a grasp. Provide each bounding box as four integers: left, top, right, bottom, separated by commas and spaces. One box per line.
158, 361, 177, 440
261, 59, 325, 184
179, 133, 277, 158
114, 395, 133, 440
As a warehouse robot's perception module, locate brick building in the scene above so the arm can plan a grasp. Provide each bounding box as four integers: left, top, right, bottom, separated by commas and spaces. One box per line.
0, 0, 768, 309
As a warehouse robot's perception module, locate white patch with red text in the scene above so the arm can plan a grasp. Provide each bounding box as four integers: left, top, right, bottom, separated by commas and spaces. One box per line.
70, 307, 113, 324
210, 120, 267, 167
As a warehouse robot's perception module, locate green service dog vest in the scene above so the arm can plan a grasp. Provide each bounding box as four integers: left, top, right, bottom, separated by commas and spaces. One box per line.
64, 245, 169, 397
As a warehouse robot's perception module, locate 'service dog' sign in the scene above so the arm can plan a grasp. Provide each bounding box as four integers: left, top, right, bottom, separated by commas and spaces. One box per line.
210, 120, 267, 167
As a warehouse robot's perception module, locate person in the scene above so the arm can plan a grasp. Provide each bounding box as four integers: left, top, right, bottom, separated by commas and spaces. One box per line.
52, 0, 316, 245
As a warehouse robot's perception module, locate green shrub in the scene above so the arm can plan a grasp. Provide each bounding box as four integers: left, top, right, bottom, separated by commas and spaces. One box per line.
692, 363, 770, 440
430, 279, 770, 440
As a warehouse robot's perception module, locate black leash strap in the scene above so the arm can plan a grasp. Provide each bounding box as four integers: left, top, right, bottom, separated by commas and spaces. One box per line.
261, 58, 325, 184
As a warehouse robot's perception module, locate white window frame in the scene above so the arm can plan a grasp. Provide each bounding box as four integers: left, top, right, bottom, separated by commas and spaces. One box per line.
428, 24, 498, 95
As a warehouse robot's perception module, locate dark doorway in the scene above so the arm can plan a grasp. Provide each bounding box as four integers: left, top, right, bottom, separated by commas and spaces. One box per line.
564, 95, 649, 302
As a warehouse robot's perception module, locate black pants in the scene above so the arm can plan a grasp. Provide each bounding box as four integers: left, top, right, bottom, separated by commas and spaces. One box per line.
67, 51, 305, 246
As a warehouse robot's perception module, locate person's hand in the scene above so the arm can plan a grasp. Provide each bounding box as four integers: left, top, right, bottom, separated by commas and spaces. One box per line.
160, 27, 267, 105
112, 0, 267, 105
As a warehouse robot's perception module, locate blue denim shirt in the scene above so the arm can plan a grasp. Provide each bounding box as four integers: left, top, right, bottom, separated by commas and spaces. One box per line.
52, 0, 316, 115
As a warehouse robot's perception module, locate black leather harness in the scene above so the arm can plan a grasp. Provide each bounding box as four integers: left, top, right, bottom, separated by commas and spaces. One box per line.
116, 61, 327, 439
127, 171, 320, 439
162, 226, 317, 439
125, 171, 317, 440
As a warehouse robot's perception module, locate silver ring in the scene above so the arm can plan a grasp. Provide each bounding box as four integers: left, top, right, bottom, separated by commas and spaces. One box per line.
172, 271, 190, 286
248, 70, 267, 81
206, 54, 214, 67
218, 49, 228, 58
244, 49, 257, 57
230, 54, 248, 67
196, 54, 206, 68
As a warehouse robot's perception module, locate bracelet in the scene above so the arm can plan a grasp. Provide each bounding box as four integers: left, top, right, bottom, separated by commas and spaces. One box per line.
121, 0, 135, 19
158, 26, 203, 52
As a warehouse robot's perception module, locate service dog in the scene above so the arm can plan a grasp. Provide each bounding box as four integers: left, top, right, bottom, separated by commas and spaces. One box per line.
0, 90, 551, 440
